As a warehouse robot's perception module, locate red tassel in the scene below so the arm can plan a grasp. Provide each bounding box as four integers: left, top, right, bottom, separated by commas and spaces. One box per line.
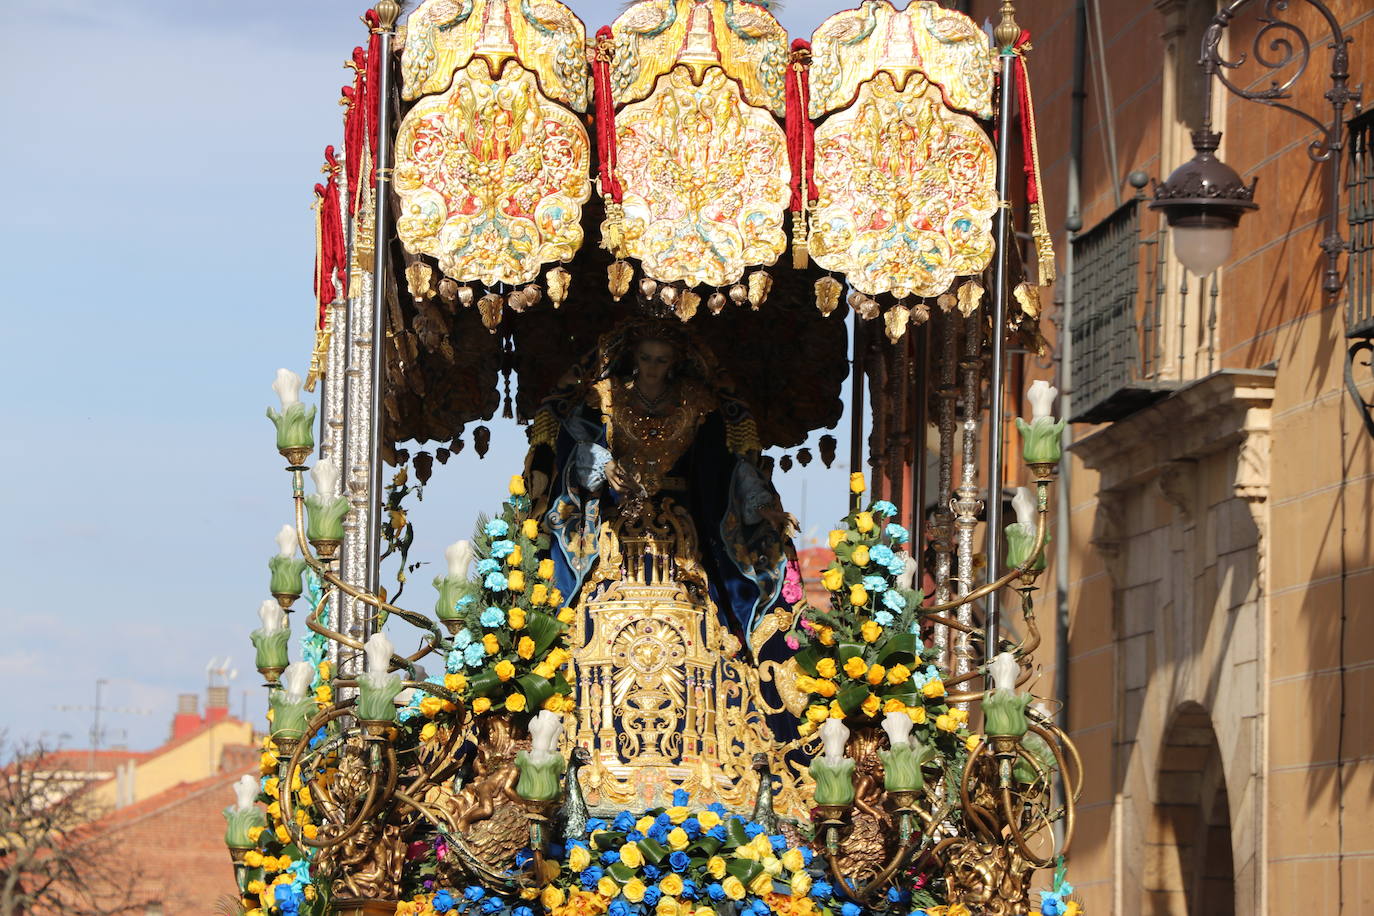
1013, 30, 1038, 205
592, 26, 622, 202
364, 11, 382, 189
785, 40, 815, 212
343, 44, 368, 216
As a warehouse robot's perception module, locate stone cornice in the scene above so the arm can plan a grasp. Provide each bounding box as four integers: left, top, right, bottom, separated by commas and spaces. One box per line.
1069, 369, 1277, 496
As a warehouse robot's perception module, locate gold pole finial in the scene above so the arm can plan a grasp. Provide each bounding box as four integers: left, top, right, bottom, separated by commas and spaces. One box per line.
375, 0, 401, 31
994, 0, 1020, 49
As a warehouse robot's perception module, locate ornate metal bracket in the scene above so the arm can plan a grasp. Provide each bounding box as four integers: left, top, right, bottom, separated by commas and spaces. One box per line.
1346, 338, 1374, 438
1202, 0, 1362, 294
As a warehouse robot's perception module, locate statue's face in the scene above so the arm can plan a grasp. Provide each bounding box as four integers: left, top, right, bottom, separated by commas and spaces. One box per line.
634, 339, 675, 387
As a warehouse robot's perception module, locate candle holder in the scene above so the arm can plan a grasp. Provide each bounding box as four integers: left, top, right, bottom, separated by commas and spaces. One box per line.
310, 537, 342, 560
280, 445, 313, 469
259, 665, 286, 688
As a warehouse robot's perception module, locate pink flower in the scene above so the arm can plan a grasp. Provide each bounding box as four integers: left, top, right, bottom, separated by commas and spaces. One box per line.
782, 559, 804, 604
785, 635, 800, 650
800, 617, 815, 632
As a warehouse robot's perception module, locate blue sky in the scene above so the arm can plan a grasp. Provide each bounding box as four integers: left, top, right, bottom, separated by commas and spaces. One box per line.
0, 0, 860, 750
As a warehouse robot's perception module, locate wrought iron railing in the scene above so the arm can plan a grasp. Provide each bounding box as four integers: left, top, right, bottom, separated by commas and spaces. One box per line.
1348, 109, 1374, 339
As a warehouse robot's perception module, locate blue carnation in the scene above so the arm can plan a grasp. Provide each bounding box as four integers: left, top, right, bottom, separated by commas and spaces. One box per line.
464, 886, 486, 902
463, 643, 486, 666
862, 574, 888, 593
485, 519, 509, 538
490, 539, 515, 559
874, 609, 895, 626
707, 884, 727, 902
871, 500, 898, 517
668, 850, 690, 872
882, 591, 907, 612
613, 811, 637, 832
432, 890, 455, 913
643, 888, 662, 907
480, 607, 505, 627
454, 628, 473, 648
885, 523, 910, 544
477, 558, 501, 576
871, 543, 896, 566
484, 571, 508, 591
673, 788, 690, 806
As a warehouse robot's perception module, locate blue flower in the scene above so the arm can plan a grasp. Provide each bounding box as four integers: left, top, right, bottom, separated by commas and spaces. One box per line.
515, 850, 533, 867
432, 890, 456, 913
810, 881, 833, 900
800, 848, 813, 866
626, 830, 646, 842
680, 880, 698, 899
654, 813, 672, 828
600, 850, 620, 865
1059, 882, 1075, 896
613, 811, 637, 832
609, 901, 632, 916
750, 900, 771, 916
673, 788, 690, 806
706, 825, 726, 841
586, 818, 608, 831
882, 590, 907, 612
642, 864, 661, 882
743, 821, 765, 838
870, 544, 896, 568
841, 903, 862, 916
463, 643, 486, 666
862, 574, 889, 593
768, 834, 787, 853
648, 824, 669, 844
643, 888, 662, 907
874, 609, 895, 626
885, 523, 910, 544
1040, 894, 1064, 916
464, 886, 486, 902
707, 802, 727, 816
871, 500, 898, 517
454, 628, 473, 649
580, 866, 605, 890
490, 539, 515, 559
477, 558, 501, 576
480, 607, 505, 627
514, 908, 535, 916
707, 884, 727, 902
668, 850, 690, 872
484, 571, 508, 591
887, 887, 909, 904
682, 818, 701, 839
481, 897, 505, 913
485, 519, 510, 538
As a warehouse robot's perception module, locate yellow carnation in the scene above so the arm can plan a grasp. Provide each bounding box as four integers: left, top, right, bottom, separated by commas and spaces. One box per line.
517, 636, 536, 659
762, 855, 783, 876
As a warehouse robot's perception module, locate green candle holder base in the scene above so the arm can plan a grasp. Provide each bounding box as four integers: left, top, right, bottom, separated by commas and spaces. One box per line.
310, 538, 341, 560
280, 445, 313, 468
272, 592, 299, 612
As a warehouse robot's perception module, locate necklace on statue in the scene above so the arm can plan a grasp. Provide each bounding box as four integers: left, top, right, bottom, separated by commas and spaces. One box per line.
635, 383, 670, 413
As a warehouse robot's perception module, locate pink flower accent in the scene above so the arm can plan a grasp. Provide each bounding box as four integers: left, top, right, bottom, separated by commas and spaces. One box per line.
785, 635, 800, 650
782, 559, 804, 604
800, 617, 816, 633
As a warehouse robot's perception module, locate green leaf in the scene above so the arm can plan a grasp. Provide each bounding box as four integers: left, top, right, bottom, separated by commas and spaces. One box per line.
526, 611, 565, 656
725, 818, 751, 848
607, 863, 637, 884
876, 633, 920, 666
837, 642, 866, 663
837, 682, 870, 716
516, 673, 556, 711
466, 669, 502, 698
794, 646, 822, 677
637, 838, 668, 864
593, 832, 621, 851
725, 859, 763, 884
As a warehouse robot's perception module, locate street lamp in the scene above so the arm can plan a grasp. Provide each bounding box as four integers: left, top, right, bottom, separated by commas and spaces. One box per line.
1150, 0, 1359, 293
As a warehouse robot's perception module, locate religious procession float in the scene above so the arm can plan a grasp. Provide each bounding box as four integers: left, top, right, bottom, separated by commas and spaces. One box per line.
229, 2, 1083, 915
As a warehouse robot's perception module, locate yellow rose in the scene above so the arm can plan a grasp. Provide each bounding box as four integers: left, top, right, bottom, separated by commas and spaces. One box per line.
866, 663, 886, 686
275, 825, 291, 844
695, 908, 715, 916
818, 626, 835, 646
419, 695, 445, 717
721, 877, 746, 901
936, 713, 958, 732
538, 558, 555, 580
619, 843, 645, 868
950, 708, 969, 725
828, 700, 844, 719
667, 827, 690, 850
855, 511, 874, 533
749, 834, 773, 857
550, 588, 563, 606
828, 529, 847, 549
861, 693, 881, 717
247, 826, 264, 842
656, 898, 681, 916
883, 697, 906, 714
796, 675, 817, 694
907, 705, 927, 724
508, 545, 523, 567
814, 679, 837, 698
569, 844, 592, 872
599, 877, 620, 898
509, 570, 526, 592
697, 810, 721, 830
543, 886, 566, 910
244, 850, 264, 868
510, 475, 527, 495
494, 660, 516, 682
850, 584, 869, 607
623, 879, 647, 904
851, 545, 870, 567
790, 872, 812, 897
849, 471, 866, 494
748, 872, 773, 896
522, 887, 541, 901
522, 518, 540, 540
965, 734, 983, 753
815, 658, 837, 679
247, 880, 266, 894
303, 823, 319, 840
707, 856, 727, 879
781, 848, 805, 872
798, 720, 815, 736
517, 636, 536, 659
861, 620, 882, 642
535, 663, 555, 679
659, 874, 684, 896
761, 856, 783, 876
560, 695, 577, 714
666, 806, 689, 825
483, 633, 500, 654
558, 606, 576, 624
314, 684, 332, 704
508, 607, 526, 629
548, 648, 570, 668
420, 722, 438, 741
472, 697, 492, 714
922, 679, 946, 699
887, 664, 911, 685
317, 660, 331, 679
444, 673, 467, 692
843, 656, 868, 679
530, 584, 548, 606
820, 567, 843, 591
505, 693, 527, 712
734, 843, 759, 861
297, 787, 312, 806
636, 816, 656, 834
266, 800, 281, 820
542, 693, 564, 710
264, 776, 280, 796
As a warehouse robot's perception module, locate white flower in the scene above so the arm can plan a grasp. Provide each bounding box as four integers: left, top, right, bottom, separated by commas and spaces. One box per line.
232, 773, 258, 811
272, 368, 302, 409
528, 710, 564, 765
257, 599, 287, 634
819, 717, 850, 767
364, 632, 394, 678
445, 540, 474, 579
1027, 380, 1058, 422
282, 661, 314, 700
989, 651, 1020, 693
274, 524, 298, 558
881, 710, 914, 749
1011, 486, 1036, 529
310, 458, 339, 498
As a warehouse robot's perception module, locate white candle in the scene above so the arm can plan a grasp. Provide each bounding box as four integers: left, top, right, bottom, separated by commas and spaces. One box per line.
1027, 380, 1059, 422
989, 651, 1020, 693
274, 525, 298, 558
272, 368, 303, 410
282, 661, 314, 700
311, 458, 339, 498
1011, 486, 1036, 528
529, 709, 564, 765
819, 717, 851, 766
881, 710, 915, 749
257, 599, 287, 634
364, 632, 394, 677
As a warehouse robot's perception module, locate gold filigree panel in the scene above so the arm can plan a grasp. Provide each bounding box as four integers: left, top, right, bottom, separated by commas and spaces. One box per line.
808, 73, 996, 298
610, 0, 787, 116
809, 0, 995, 120
401, 0, 590, 111
611, 65, 790, 288
394, 58, 591, 286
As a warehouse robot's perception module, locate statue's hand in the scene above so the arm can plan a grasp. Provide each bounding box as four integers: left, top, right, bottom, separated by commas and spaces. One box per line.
758, 503, 789, 530
605, 459, 627, 494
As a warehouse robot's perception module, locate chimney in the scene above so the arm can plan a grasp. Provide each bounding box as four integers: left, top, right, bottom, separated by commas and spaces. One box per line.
171, 692, 202, 739
205, 685, 230, 724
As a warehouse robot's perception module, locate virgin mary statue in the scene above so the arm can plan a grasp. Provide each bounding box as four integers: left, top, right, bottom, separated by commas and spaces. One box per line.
525, 319, 810, 815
